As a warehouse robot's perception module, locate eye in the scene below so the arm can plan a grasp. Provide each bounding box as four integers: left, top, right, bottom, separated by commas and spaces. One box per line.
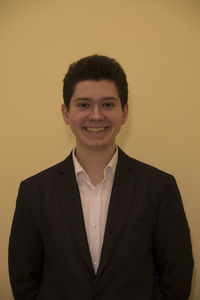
78, 103, 89, 108
103, 102, 114, 108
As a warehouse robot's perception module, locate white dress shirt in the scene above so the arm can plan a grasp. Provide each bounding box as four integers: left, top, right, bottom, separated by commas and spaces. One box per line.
72, 149, 118, 273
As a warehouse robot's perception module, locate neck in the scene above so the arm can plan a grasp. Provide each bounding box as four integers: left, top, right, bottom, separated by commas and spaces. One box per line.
74, 144, 116, 185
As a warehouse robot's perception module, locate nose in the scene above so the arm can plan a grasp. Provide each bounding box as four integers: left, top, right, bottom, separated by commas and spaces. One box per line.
88, 106, 104, 121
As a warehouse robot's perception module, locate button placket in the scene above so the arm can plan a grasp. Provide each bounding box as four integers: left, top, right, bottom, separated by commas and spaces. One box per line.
88, 186, 100, 272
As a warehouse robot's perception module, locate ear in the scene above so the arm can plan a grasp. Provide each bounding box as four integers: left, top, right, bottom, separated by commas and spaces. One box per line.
122, 104, 128, 124
61, 103, 70, 124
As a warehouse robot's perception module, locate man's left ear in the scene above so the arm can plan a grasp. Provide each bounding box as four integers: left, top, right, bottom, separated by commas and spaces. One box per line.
122, 104, 128, 124
61, 103, 70, 124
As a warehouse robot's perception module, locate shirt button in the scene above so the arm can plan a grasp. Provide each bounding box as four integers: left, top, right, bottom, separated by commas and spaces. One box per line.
92, 223, 96, 228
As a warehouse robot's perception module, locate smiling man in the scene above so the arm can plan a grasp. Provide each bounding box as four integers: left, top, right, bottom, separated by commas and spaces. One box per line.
9, 55, 193, 300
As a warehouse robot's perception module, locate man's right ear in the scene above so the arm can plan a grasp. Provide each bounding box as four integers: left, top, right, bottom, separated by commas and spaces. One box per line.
61, 103, 70, 124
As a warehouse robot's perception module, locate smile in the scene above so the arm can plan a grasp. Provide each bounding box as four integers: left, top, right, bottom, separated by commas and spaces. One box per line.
85, 127, 107, 132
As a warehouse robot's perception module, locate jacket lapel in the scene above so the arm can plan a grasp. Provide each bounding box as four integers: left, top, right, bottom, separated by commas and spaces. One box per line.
56, 150, 137, 279
96, 149, 136, 279
57, 154, 95, 275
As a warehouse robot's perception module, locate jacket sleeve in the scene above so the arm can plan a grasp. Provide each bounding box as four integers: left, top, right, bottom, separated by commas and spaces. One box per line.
9, 182, 43, 300
153, 175, 193, 300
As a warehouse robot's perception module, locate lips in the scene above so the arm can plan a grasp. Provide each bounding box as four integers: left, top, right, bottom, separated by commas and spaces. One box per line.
85, 127, 107, 132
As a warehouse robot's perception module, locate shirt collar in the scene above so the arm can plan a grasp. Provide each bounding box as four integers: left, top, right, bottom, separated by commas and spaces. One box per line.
72, 147, 118, 180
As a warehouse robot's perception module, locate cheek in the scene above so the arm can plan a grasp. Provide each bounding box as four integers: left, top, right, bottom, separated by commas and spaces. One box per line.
69, 113, 86, 126
108, 112, 124, 125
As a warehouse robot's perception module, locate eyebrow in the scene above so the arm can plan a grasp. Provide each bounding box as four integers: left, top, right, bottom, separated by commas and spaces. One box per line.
74, 97, 118, 101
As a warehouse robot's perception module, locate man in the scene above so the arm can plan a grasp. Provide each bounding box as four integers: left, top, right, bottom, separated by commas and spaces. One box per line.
9, 55, 193, 300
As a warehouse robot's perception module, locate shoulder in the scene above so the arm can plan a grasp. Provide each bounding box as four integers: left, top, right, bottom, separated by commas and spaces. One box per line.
118, 148, 172, 177
20, 153, 73, 189
117, 149, 183, 212
117, 148, 177, 188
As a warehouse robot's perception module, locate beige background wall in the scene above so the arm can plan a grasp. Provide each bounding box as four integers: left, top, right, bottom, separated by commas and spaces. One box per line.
1, 0, 199, 299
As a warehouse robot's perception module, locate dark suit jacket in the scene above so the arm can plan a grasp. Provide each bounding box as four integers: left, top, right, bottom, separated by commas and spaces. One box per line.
9, 148, 193, 300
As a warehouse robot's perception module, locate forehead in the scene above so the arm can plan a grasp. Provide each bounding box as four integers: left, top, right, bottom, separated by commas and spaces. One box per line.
72, 80, 120, 99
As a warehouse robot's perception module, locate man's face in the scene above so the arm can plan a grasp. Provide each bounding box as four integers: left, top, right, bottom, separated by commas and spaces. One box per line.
62, 80, 128, 153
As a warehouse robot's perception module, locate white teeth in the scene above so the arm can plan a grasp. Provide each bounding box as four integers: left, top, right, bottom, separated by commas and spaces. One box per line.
86, 127, 105, 132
